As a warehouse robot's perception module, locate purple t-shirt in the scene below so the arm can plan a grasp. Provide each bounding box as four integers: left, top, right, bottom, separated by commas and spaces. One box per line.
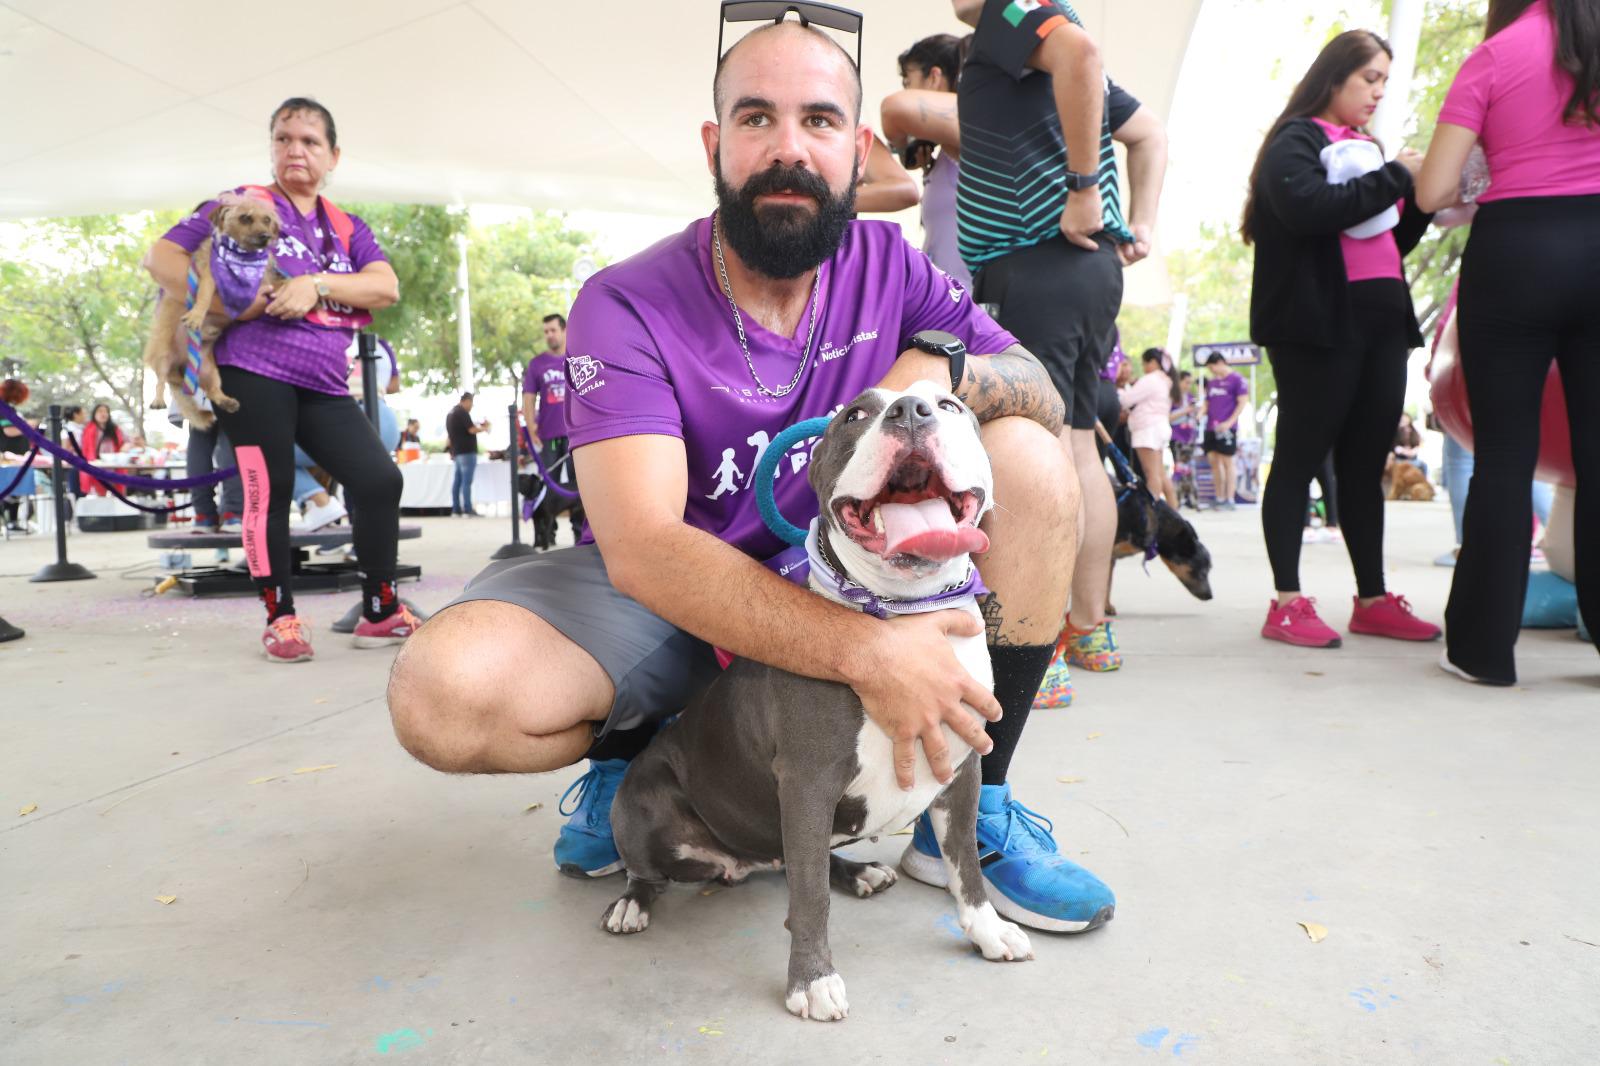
161, 187, 388, 395
565, 216, 1016, 561
521, 352, 569, 439
1204, 371, 1249, 428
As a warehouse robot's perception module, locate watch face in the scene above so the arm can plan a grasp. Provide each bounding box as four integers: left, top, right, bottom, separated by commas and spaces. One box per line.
914, 329, 963, 355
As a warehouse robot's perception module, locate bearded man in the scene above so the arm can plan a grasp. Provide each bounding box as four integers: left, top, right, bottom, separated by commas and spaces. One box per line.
386, 17, 1116, 932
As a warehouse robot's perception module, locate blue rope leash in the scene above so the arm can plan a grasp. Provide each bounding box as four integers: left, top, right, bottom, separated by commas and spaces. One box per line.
753, 417, 831, 547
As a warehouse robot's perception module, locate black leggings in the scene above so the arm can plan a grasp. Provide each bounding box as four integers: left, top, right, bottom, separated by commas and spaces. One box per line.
1446, 196, 1600, 684
215, 366, 403, 623
1262, 280, 1412, 598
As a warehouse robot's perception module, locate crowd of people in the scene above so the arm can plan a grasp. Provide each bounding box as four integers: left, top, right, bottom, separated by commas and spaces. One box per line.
5, 0, 1595, 936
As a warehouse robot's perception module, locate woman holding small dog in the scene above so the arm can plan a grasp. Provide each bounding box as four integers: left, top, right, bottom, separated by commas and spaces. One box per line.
1119, 347, 1180, 509
143, 96, 413, 663
1242, 31, 1442, 649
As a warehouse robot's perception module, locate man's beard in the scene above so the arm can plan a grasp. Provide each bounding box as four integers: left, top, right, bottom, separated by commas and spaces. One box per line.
714, 154, 858, 280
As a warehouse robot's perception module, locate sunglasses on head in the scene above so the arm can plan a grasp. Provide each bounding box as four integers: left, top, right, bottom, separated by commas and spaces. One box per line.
717, 1, 864, 71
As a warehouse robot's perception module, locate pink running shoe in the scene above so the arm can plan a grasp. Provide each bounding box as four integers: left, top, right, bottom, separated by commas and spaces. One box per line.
1349, 593, 1441, 642
1262, 597, 1342, 648
263, 615, 314, 663
353, 604, 423, 648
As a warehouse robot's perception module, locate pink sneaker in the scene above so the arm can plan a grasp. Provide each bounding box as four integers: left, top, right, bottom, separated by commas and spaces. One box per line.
1262, 597, 1342, 648
263, 615, 314, 663
1349, 593, 1441, 642
353, 604, 422, 648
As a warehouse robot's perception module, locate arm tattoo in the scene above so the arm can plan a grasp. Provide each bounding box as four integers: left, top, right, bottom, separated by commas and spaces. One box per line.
959, 343, 1066, 435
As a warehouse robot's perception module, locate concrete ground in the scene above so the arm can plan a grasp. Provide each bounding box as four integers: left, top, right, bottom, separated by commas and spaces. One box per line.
1, 502, 1595, 1065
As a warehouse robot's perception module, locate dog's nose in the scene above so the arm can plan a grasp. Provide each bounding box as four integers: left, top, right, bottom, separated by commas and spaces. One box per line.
883, 396, 935, 431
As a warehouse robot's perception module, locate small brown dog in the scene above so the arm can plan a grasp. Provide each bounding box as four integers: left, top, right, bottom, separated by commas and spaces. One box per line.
145, 195, 281, 429
1383, 455, 1436, 501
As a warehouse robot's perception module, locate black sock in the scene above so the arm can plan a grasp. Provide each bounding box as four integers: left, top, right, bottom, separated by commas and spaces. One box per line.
981, 643, 1056, 786
259, 582, 295, 624
584, 722, 658, 763
362, 578, 399, 623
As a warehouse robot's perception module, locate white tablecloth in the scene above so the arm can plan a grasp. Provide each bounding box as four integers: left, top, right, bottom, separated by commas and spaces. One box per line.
398, 457, 511, 509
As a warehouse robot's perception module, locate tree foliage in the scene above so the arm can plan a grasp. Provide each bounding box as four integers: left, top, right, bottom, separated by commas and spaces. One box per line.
0, 213, 177, 427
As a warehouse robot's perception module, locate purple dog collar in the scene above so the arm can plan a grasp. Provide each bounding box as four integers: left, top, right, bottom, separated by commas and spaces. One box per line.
212, 233, 272, 319
803, 519, 986, 619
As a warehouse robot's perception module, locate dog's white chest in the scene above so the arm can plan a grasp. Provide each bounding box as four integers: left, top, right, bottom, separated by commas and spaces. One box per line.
834, 604, 992, 844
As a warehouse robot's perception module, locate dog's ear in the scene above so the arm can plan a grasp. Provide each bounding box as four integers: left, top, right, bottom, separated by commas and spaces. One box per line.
207, 202, 232, 227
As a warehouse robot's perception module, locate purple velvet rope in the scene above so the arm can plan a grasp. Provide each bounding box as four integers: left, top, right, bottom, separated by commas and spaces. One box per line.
520, 425, 579, 500
65, 433, 194, 514
0, 400, 237, 491
1, 446, 40, 498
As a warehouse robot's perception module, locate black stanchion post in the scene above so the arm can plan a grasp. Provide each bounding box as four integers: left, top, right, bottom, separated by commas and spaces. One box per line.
30, 404, 95, 583
491, 402, 535, 561
358, 333, 381, 433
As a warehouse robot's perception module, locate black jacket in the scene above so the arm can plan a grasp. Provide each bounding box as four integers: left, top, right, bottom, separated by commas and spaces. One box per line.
1247, 118, 1432, 350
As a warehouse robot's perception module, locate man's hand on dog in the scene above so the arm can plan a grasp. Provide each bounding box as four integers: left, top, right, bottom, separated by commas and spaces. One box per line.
848, 611, 1000, 791
264, 274, 321, 319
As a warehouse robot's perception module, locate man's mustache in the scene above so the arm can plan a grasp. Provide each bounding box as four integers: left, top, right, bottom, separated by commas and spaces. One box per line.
737, 164, 832, 204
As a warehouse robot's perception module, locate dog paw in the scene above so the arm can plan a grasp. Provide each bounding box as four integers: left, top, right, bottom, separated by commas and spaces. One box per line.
180, 309, 207, 332
784, 972, 848, 1021
601, 897, 650, 935
188, 411, 216, 431
216, 396, 240, 413
850, 862, 898, 898
963, 903, 1034, 962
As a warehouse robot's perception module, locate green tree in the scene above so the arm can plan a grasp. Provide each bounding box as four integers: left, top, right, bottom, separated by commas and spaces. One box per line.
0, 212, 178, 427
468, 214, 598, 388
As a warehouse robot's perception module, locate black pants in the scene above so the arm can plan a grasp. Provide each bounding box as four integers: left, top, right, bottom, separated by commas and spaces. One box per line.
1447, 196, 1600, 683
187, 422, 243, 525
1261, 279, 1412, 598
215, 366, 403, 622
1313, 452, 1339, 527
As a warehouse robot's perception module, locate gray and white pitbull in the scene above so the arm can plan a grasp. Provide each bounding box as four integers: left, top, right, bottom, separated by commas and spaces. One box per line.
601, 380, 1032, 1021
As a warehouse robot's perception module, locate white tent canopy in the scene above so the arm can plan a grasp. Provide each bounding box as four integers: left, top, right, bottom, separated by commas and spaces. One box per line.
1, 0, 1202, 303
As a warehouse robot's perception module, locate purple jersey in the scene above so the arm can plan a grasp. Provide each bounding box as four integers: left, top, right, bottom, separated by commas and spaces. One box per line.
522, 352, 569, 439
1205, 371, 1249, 428
161, 187, 388, 395
565, 216, 1016, 561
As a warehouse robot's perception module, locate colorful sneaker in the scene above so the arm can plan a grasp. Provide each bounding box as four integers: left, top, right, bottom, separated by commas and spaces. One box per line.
1032, 650, 1074, 709
220, 513, 242, 533
900, 783, 1115, 933
1064, 621, 1122, 672
555, 758, 628, 878
353, 604, 423, 648
1261, 596, 1342, 648
262, 615, 313, 663
1349, 593, 1441, 642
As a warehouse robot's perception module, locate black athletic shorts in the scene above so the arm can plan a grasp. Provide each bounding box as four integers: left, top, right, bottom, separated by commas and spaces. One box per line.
1202, 428, 1238, 457
971, 234, 1123, 431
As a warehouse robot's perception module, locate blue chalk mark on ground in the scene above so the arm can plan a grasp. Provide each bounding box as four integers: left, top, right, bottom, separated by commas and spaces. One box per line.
1303, 890, 1321, 902
935, 913, 966, 941
364, 976, 393, 992
375, 1028, 426, 1054
1172, 1033, 1201, 1057
1350, 986, 1400, 1012
1137, 1027, 1170, 1049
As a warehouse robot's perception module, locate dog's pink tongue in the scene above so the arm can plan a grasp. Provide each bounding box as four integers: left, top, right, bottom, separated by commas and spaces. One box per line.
878, 498, 988, 561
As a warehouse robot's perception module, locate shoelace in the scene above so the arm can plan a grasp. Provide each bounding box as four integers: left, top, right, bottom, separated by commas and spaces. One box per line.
1389, 595, 1415, 615
1289, 596, 1321, 619
558, 765, 620, 826
987, 798, 1059, 857
270, 616, 306, 643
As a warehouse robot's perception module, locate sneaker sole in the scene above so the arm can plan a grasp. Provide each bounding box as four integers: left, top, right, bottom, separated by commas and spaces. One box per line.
263, 650, 314, 663
352, 633, 411, 648
1065, 656, 1121, 672
900, 845, 1113, 934
1348, 622, 1441, 642
1261, 626, 1341, 649
558, 859, 625, 879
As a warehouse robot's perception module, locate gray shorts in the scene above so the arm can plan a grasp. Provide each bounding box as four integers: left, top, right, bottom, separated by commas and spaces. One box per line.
444, 545, 722, 736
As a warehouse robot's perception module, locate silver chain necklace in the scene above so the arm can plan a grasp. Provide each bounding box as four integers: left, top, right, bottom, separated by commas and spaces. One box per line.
712, 212, 822, 399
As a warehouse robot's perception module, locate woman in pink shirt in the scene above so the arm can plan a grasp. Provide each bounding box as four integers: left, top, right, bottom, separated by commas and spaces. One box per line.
1418, 0, 1600, 686
1241, 31, 1442, 650
1119, 348, 1180, 509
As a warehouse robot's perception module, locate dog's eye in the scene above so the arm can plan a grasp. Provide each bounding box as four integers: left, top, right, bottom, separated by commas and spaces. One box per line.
845, 407, 865, 423
938, 399, 963, 414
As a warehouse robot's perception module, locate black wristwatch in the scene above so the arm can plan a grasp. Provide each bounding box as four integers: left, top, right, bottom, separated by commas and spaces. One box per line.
908, 329, 967, 395
1064, 169, 1098, 192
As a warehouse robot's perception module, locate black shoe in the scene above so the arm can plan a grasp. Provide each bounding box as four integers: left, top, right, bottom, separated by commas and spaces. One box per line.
0, 617, 24, 643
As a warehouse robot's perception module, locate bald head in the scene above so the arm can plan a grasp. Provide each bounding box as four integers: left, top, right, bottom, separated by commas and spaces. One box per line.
713, 20, 862, 121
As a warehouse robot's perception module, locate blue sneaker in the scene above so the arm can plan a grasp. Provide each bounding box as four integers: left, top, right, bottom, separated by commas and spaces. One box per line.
554, 758, 628, 878
900, 782, 1115, 933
